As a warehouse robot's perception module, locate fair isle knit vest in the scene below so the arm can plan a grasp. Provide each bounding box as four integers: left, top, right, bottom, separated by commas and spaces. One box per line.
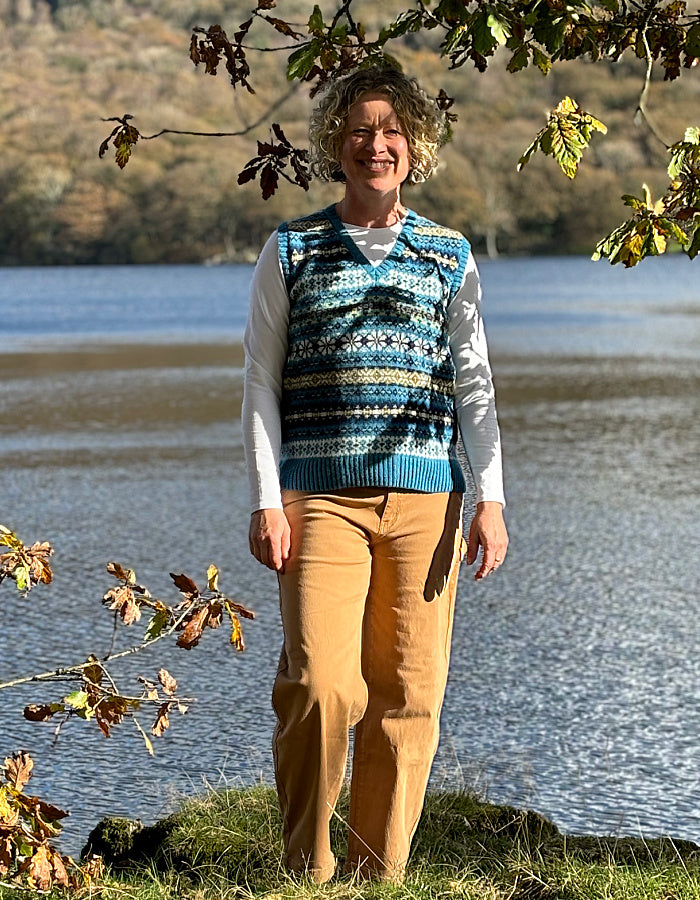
277, 204, 469, 494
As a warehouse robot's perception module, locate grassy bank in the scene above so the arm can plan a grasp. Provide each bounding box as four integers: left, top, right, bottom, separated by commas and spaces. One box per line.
3, 787, 699, 900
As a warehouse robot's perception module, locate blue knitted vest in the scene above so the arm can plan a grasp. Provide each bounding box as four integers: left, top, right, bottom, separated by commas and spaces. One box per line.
277, 204, 469, 494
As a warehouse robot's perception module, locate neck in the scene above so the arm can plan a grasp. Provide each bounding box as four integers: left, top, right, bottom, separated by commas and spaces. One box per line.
336, 188, 406, 228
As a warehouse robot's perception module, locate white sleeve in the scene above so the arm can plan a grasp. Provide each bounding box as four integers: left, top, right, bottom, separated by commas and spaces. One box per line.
448, 253, 506, 507
242, 230, 289, 512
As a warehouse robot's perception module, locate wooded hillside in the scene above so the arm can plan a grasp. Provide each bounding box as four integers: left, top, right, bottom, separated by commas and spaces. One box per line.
1, 0, 698, 264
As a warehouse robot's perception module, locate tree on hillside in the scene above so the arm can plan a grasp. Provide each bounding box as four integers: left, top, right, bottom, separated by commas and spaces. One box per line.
99, 0, 699, 266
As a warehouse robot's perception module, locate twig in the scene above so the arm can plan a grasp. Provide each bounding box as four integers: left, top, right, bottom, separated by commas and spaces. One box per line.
634, 10, 670, 149
0, 603, 193, 692
140, 84, 299, 141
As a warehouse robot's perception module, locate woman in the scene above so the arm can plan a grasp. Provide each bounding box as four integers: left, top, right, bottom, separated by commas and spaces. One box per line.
243, 65, 508, 882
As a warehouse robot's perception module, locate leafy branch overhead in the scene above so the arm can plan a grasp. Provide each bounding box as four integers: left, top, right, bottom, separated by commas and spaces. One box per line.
98, 0, 700, 263
593, 126, 700, 265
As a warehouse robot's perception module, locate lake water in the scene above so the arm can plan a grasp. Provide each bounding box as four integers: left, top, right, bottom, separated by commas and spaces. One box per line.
1, 256, 699, 856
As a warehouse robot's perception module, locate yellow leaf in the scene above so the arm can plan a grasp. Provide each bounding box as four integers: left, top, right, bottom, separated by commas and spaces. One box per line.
206, 563, 219, 592
229, 613, 245, 651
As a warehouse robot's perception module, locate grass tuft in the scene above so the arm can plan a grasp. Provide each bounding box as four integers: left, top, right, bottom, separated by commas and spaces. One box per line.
2, 787, 699, 899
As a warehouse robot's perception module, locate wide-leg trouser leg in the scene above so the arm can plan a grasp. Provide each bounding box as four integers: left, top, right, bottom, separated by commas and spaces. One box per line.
346, 490, 463, 879
273, 491, 373, 882
273, 489, 463, 882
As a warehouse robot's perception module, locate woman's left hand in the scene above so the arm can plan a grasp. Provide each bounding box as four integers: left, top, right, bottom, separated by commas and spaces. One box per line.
466, 501, 508, 581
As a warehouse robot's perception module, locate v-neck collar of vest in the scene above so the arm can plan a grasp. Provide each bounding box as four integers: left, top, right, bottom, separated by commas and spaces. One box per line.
324, 204, 416, 278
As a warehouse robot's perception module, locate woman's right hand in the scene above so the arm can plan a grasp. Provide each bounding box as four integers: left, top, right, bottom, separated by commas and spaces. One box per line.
248, 508, 291, 572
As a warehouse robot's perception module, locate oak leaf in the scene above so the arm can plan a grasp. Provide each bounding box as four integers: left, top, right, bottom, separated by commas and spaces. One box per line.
157, 668, 177, 696
102, 585, 141, 624
0, 834, 13, 874
26, 843, 52, 891
170, 572, 199, 597
3, 751, 33, 792
95, 697, 128, 737
176, 605, 208, 649
23, 703, 58, 722
152, 703, 170, 737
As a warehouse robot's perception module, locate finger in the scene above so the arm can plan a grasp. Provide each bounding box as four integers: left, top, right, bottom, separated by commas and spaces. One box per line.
466, 523, 479, 566
475, 549, 504, 581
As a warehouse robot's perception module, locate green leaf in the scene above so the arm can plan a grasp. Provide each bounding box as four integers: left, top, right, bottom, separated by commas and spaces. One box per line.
532, 46, 552, 74
487, 13, 510, 45
286, 41, 319, 80
14, 564, 30, 591
507, 43, 530, 72
145, 606, 170, 641
667, 130, 700, 179
64, 690, 89, 710
378, 10, 423, 43
621, 193, 646, 212
687, 226, 700, 259
471, 10, 498, 56
307, 4, 324, 35
518, 97, 607, 179
686, 23, 700, 58
516, 136, 539, 172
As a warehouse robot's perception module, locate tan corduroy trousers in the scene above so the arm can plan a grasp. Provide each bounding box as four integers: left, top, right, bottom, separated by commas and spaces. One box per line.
273, 488, 464, 882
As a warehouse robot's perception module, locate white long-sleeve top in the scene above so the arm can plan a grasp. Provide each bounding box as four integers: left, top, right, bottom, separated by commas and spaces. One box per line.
242, 218, 505, 512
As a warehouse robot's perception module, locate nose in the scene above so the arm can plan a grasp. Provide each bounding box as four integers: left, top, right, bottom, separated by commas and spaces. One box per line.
367, 129, 387, 154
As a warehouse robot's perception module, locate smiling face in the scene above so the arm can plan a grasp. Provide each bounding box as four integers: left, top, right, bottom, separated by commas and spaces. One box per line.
339, 92, 411, 198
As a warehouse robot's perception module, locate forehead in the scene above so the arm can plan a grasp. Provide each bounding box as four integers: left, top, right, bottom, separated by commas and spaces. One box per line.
346, 91, 400, 124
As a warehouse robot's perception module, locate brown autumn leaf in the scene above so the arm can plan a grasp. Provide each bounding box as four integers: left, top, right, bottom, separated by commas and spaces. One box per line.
106, 561, 129, 580
82, 852, 104, 882
260, 163, 279, 200
27, 542, 53, 584
157, 668, 177, 696
170, 572, 199, 596
26, 843, 52, 891
83, 655, 103, 685
23, 703, 57, 722
0, 834, 13, 873
228, 599, 256, 620
35, 797, 69, 825
94, 697, 128, 738
208, 600, 223, 629
22, 796, 64, 841
152, 702, 170, 737
176, 605, 208, 649
102, 585, 141, 624
50, 848, 70, 888
3, 751, 33, 792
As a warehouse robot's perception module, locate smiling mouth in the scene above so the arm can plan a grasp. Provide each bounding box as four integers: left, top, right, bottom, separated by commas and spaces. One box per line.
360, 160, 393, 172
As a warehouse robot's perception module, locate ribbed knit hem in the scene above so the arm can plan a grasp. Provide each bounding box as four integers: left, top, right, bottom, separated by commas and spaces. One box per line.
280, 454, 466, 494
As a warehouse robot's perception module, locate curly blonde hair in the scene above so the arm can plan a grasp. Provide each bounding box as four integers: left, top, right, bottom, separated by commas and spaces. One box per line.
308, 65, 447, 185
